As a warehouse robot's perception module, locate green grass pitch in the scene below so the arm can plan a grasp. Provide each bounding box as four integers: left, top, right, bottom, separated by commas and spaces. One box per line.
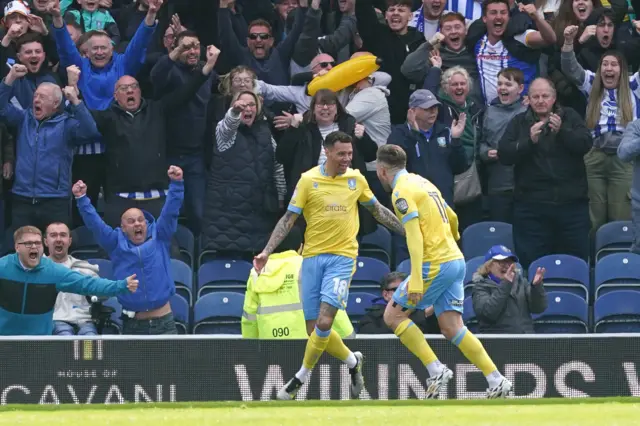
0, 397, 637, 426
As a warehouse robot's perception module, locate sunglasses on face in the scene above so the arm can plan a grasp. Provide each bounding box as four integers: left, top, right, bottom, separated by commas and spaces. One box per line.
249, 33, 271, 41
317, 61, 335, 69
384, 287, 398, 292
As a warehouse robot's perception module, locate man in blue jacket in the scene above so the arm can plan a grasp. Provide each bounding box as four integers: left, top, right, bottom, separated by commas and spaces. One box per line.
46, 0, 162, 226
0, 63, 100, 240
0, 225, 138, 336
72, 166, 184, 335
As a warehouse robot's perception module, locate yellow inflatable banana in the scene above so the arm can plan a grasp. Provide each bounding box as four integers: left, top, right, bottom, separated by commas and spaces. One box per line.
307, 54, 382, 96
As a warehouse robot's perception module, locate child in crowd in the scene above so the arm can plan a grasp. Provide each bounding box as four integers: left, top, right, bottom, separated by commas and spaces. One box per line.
478, 68, 527, 224
61, 0, 119, 44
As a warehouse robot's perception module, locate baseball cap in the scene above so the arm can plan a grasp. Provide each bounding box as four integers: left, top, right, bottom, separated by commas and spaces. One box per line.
484, 245, 519, 263
2, 1, 30, 26
408, 89, 441, 110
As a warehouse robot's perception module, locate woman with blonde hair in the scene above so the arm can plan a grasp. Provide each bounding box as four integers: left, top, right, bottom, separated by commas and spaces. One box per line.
561, 25, 640, 231
471, 246, 547, 334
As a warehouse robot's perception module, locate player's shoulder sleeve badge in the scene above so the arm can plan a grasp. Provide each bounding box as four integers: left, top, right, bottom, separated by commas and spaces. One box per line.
348, 178, 356, 191
395, 198, 409, 214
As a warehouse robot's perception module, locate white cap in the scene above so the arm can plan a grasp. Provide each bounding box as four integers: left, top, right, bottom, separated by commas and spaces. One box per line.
3, 1, 30, 23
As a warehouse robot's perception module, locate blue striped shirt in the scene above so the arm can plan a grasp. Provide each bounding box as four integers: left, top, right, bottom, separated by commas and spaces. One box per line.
578, 71, 640, 137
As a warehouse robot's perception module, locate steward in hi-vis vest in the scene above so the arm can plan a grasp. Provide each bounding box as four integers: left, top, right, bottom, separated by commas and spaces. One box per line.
241, 227, 354, 339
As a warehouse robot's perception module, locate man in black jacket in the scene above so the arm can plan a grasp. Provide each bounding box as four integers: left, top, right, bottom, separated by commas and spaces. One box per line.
498, 78, 592, 268
150, 30, 217, 235
356, 0, 424, 125
87, 42, 220, 227
358, 271, 440, 334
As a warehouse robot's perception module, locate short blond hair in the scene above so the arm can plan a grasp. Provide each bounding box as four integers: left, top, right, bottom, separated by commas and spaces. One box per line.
14, 226, 42, 243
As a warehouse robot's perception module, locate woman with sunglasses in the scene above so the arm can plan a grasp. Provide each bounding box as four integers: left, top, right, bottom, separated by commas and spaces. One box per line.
471, 245, 547, 334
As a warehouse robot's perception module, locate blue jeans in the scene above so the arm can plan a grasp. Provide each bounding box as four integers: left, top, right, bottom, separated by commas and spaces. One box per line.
167, 154, 205, 235
53, 321, 98, 336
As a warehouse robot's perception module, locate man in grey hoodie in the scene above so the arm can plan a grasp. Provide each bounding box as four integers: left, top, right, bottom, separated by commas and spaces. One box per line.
618, 119, 640, 254
478, 67, 527, 224
44, 222, 100, 335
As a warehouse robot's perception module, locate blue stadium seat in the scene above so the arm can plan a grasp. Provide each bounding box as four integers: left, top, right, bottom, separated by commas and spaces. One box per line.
87, 258, 113, 280
532, 291, 588, 333
102, 297, 122, 334
193, 291, 244, 334
359, 225, 392, 265
528, 255, 590, 300
595, 221, 632, 262
171, 259, 194, 306
170, 294, 190, 334
396, 259, 410, 274
197, 259, 252, 298
594, 253, 640, 299
461, 222, 513, 260
174, 224, 195, 268
463, 297, 478, 333
347, 292, 377, 327
594, 290, 640, 333
70, 226, 107, 260
351, 257, 391, 291
463, 256, 484, 297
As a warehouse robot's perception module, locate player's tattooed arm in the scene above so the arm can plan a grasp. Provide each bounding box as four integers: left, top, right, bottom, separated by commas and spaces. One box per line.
263, 210, 299, 256
364, 201, 405, 236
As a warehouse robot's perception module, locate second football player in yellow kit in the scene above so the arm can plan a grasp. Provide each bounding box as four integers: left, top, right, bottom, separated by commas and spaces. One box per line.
375, 144, 513, 399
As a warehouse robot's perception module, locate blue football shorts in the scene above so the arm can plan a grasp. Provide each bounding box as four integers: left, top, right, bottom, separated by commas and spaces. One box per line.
300, 254, 356, 320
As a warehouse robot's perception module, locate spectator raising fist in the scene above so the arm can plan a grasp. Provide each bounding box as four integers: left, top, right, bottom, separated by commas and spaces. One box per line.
167, 166, 183, 181
72, 180, 88, 198
5, 64, 28, 85
563, 25, 579, 45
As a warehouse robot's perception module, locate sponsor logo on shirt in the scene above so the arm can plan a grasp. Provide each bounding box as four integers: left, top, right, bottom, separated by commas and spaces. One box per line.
395, 198, 409, 215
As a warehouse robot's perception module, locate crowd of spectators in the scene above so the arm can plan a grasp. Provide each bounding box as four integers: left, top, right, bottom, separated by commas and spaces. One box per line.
0, 0, 639, 335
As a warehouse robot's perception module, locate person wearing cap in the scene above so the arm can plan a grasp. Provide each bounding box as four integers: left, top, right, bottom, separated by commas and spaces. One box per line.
387, 88, 467, 207
241, 226, 355, 340
1, 1, 31, 41
471, 245, 547, 334
387, 88, 467, 265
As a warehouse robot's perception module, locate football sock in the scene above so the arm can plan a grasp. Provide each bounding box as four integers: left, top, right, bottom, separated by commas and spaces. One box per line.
394, 319, 439, 367
297, 326, 330, 382
325, 329, 357, 368
451, 326, 498, 379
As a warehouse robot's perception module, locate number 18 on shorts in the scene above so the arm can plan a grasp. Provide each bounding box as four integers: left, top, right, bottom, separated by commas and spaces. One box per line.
300, 254, 356, 320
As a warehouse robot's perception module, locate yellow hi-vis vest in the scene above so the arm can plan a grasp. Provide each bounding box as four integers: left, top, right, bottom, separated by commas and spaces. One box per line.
241, 250, 355, 339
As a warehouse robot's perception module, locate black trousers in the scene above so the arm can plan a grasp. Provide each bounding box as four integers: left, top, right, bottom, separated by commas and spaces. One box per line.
513, 199, 590, 269
72, 154, 107, 228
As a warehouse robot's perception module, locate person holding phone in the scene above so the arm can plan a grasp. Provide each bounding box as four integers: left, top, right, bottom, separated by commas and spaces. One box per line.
497, 77, 592, 269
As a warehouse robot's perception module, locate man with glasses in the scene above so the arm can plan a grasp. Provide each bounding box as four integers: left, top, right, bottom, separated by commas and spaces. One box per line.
359, 271, 440, 334
0, 226, 138, 335
218, 0, 314, 85
85, 42, 219, 227
46, 0, 163, 228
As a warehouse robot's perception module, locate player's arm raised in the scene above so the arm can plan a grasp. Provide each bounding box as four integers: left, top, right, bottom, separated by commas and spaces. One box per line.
362, 201, 405, 236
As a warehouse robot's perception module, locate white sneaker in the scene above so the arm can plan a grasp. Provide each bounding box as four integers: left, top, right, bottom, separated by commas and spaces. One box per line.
425, 367, 453, 399
349, 351, 365, 398
277, 376, 303, 400
486, 377, 512, 399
